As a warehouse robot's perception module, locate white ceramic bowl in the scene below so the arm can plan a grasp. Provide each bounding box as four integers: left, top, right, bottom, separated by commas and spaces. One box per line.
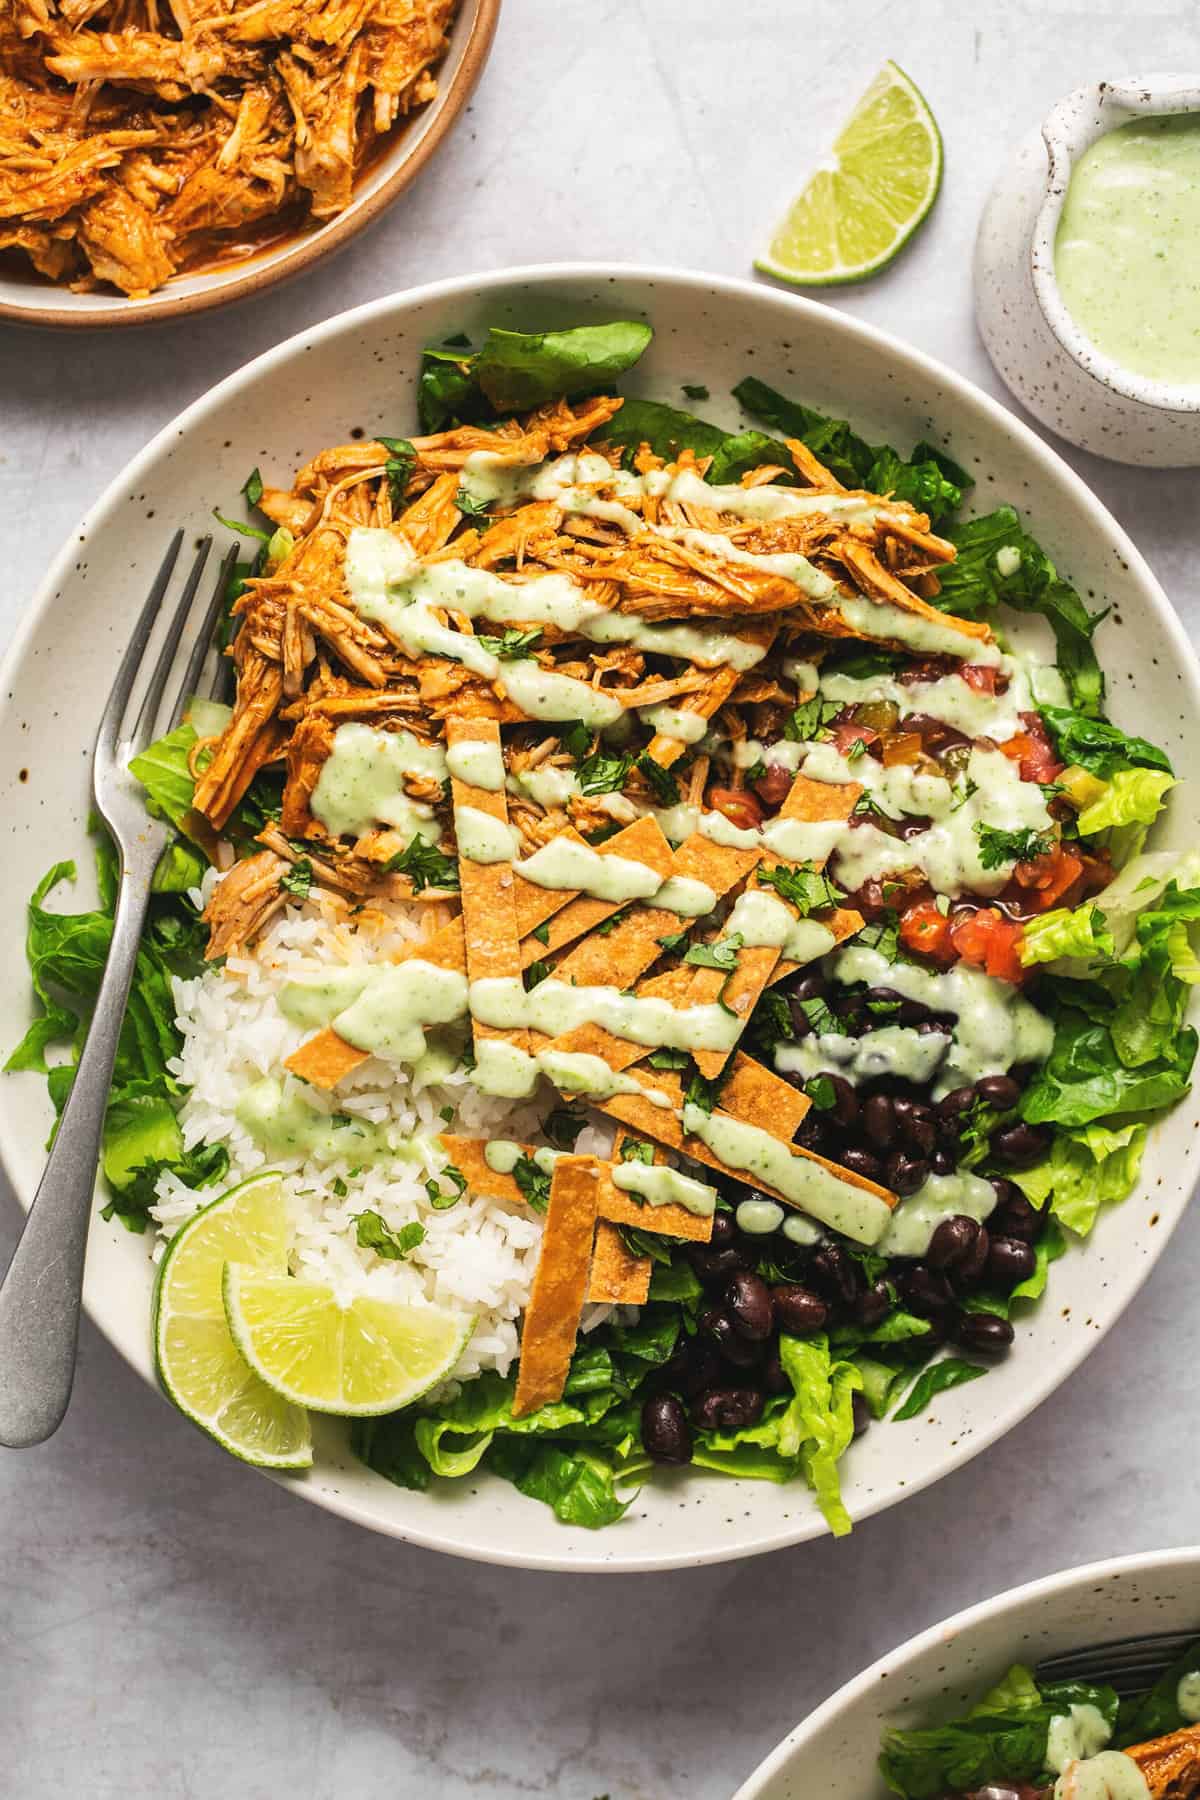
3, 265, 1198, 1571
734, 1548, 1200, 1797
0, 0, 498, 331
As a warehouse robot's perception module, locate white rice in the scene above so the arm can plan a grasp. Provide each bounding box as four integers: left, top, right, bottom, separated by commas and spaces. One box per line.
151, 893, 587, 1384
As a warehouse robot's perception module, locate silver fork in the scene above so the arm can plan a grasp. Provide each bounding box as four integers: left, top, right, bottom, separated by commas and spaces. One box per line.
0, 532, 239, 1449
1036, 1629, 1200, 1697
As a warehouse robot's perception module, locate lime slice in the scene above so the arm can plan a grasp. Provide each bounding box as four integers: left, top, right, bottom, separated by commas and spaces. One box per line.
153, 1172, 312, 1469
757, 62, 942, 286
222, 1266, 474, 1417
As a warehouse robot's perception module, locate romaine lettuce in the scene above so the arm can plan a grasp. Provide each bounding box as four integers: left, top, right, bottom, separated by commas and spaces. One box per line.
1039, 705, 1172, 779
417, 322, 654, 430
1014, 1124, 1146, 1237
1077, 768, 1176, 866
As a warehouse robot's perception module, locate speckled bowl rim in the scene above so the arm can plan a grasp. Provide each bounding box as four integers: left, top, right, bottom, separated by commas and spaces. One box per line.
6, 263, 1200, 1572
1031, 72, 1200, 412
733, 1547, 1200, 1797
0, 0, 500, 332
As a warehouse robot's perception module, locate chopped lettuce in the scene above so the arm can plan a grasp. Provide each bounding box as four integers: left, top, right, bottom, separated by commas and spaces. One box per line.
1014, 1125, 1146, 1237
1020, 903, 1115, 968
417, 322, 653, 430
936, 506, 1105, 713
1039, 704, 1172, 780
892, 1357, 986, 1421
1077, 768, 1176, 866
879, 1665, 1119, 1799
1021, 1003, 1196, 1127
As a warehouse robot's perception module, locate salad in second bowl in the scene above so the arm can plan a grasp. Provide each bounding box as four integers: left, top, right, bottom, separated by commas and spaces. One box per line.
879, 1634, 1200, 1798
13, 319, 1200, 1533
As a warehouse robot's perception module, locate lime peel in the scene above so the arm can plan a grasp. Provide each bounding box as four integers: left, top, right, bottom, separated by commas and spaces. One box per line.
756, 62, 943, 288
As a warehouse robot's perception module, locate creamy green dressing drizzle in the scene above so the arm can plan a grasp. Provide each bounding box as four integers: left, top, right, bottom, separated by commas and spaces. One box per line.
818, 656, 1069, 744
776, 1025, 950, 1091
723, 889, 837, 965
611, 1161, 717, 1216
1048, 1706, 1114, 1775
514, 837, 663, 903
468, 975, 744, 1053
836, 593, 998, 662
235, 1077, 399, 1164
511, 764, 580, 809
484, 1139, 561, 1177
1178, 1672, 1200, 1722
877, 1169, 998, 1257
656, 526, 837, 601
310, 722, 444, 841
445, 738, 505, 791
652, 874, 719, 916
453, 804, 521, 865
279, 962, 469, 1064
680, 1102, 892, 1242
736, 1197, 785, 1234
1054, 115, 1200, 385
1052, 1752, 1149, 1800
830, 945, 1054, 1096
638, 702, 710, 743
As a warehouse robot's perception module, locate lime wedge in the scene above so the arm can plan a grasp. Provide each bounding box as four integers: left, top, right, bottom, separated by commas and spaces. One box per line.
222, 1266, 474, 1417
153, 1172, 312, 1468
757, 62, 942, 286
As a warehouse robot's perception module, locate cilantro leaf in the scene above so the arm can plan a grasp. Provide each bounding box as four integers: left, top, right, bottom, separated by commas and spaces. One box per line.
756, 861, 845, 915
425, 1165, 467, 1210
379, 437, 416, 512
354, 1212, 425, 1260
559, 721, 593, 761
973, 822, 1054, 871
241, 467, 264, 507
513, 1153, 552, 1213
682, 384, 710, 400
530, 919, 551, 945
576, 751, 632, 795
637, 752, 680, 806
477, 627, 543, 659
647, 1047, 690, 1070
785, 696, 842, 741
524, 959, 551, 989
543, 1107, 585, 1150
618, 1137, 656, 1165
683, 932, 743, 970
805, 1074, 838, 1111
455, 487, 493, 523
800, 994, 839, 1035
280, 859, 314, 901
383, 838, 459, 893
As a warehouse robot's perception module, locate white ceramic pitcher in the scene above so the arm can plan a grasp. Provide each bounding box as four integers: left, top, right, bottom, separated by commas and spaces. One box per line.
975, 73, 1200, 466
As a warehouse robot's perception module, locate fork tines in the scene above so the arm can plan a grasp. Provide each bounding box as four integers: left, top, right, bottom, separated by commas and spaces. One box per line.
1036, 1628, 1200, 1695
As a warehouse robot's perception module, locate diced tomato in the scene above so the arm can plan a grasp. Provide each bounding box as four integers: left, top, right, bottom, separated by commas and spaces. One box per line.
881, 731, 923, 767
1013, 845, 1084, 911
998, 713, 1063, 784
706, 786, 763, 832
899, 898, 956, 965
949, 907, 1026, 983
961, 664, 1001, 694
751, 762, 793, 811
1078, 849, 1115, 898
832, 721, 878, 758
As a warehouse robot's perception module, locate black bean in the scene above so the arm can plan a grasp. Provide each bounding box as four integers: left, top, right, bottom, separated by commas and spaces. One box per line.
770, 1284, 829, 1337
863, 1092, 897, 1148
853, 1279, 891, 1330
726, 1271, 774, 1341
840, 1145, 884, 1184
899, 1264, 955, 1319
824, 1073, 860, 1129
687, 1244, 754, 1287
762, 1344, 790, 1395
700, 1306, 763, 1369
789, 971, 829, 1004
680, 1338, 724, 1397
807, 1244, 862, 1309
690, 1388, 765, 1432
898, 997, 931, 1027
851, 1390, 871, 1438
886, 1152, 929, 1196
986, 1235, 1037, 1292
976, 1073, 1020, 1111
903, 1111, 938, 1156
991, 1190, 1042, 1245
927, 1214, 981, 1271
951, 1225, 990, 1291
708, 1210, 738, 1249
991, 1122, 1053, 1170
930, 1148, 956, 1176
953, 1313, 1015, 1359
641, 1394, 693, 1463
937, 1084, 977, 1120
796, 1113, 835, 1156
833, 994, 868, 1034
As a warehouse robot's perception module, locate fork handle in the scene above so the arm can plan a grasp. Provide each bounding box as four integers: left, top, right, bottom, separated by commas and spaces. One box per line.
0, 849, 159, 1447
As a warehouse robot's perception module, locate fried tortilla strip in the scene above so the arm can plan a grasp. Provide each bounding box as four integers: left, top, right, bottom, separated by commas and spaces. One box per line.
770, 905, 864, 984
438, 1133, 713, 1243
448, 715, 529, 1066
586, 1221, 651, 1305
594, 1079, 895, 1245
1125, 1723, 1200, 1798
512, 1155, 601, 1417
519, 815, 676, 968
284, 860, 588, 1092
690, 771, 861, 1079
596, 1127, 713, 1243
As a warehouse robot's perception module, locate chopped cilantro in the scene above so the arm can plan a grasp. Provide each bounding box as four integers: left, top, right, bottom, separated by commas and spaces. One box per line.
747, 990, 793, 1057
637, 752, 680, 805
477, 626, 543, 660
425, 1165, 467, 1210
682, 383, 710, 400
524, 959, 551, 990
785, 696, 841, 742
683, 932, 743, 970
950, 775, 979, 812
438, 1106, 455, 1124
331, 1175, 348, 1197
530, 919, 551, 946
756, 861, 845, 915
353, 1212, 425, 1260
543, 1108, 585, 1150
800, 994, 839, 1035
379, 437, 416, 511
846, 737, 867, 763
596, 905, 631, 936
656, 929, 689, 954
513, 1154, 551, 1212
615, 1224, 674, 1266
684, 1068, 724, 1115
618, 1137, 656, 1165
805, 1073, 838, 1111
647, 1047, 690, 1071
384, 837, 460, 892
576, 751, 632, 795
559, 720, 593, 761
853, 913, 899, 960
973, 821, 1054, 870
280, 858, 314, 901
454, 487, 492, 523
241, 467, 264, 507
